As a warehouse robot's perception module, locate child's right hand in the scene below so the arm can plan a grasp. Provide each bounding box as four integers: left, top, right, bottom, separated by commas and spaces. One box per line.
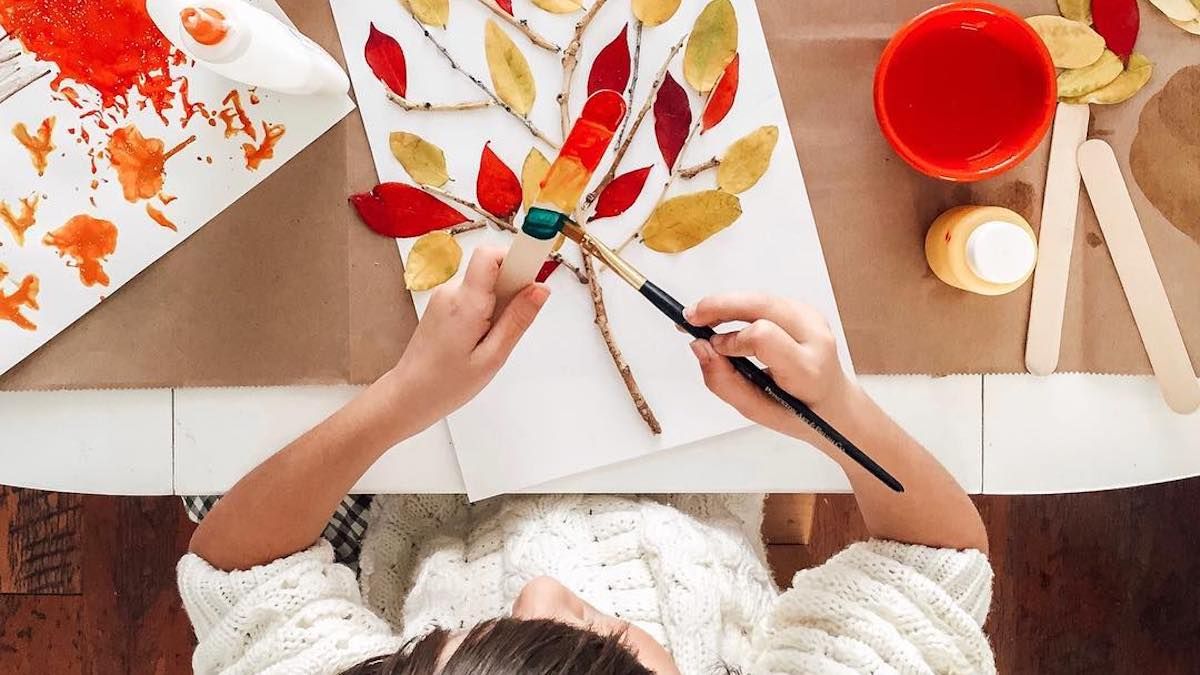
685, 293, 854, 442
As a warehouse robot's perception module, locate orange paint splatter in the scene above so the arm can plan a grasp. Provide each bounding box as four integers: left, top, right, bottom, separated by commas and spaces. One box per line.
249, 89, 260, 105
106, 126, 195, 203
158, 192, 177, 204
0, 264, 39, 331
218, 90, 256, 140
12, 117, 55, 176
243, 122, 285, 170
43, 214, 117, 288
145, 203, 177, 231
179, 77, 212, 128
0, 195, 39, 245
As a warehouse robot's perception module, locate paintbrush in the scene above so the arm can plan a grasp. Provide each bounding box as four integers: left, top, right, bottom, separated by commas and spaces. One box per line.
561, 220, 905, 493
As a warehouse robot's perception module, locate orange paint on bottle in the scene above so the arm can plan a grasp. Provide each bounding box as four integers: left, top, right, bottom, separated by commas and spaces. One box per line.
107, 126, 195, 202
146, 203, 178, 231
0, 195, 39, 245
43, 214, 118, 288
0, 264, 39, 331
180, 6, 228, 46
242, 121, 285, 170
12, 117, 55, 176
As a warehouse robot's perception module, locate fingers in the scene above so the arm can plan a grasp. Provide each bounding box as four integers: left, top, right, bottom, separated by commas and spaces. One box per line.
685, 293, 829, 343
461, 246, 506, 293
476, 284, 550, 367
689, 340, 792, 429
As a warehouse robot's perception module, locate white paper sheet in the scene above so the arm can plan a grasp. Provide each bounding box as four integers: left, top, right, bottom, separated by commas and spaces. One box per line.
330, 0, 851, 499
0, 0, 354, 376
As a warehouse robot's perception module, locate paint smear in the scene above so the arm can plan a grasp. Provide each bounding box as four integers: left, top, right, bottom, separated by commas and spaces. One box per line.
0, 264, 39, 330
219, 90, 256, 140
0, 195, 39, 245
1130, 65, 1200, 246
179, 78, 215, 128
107, 126, 196, 203
243, 122, 286, 170
146, 203, 177, 231
43, 214, 118, 287
12, 118, 55, 176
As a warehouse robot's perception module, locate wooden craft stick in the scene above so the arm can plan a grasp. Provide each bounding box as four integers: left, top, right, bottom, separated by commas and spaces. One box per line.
1026, 103, 1090, 376
1077, 139, 1200, 414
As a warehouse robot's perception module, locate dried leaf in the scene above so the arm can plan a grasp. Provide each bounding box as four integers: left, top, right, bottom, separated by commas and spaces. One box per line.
1171, 16, 1200, 33
405, 0, 450, 27
653, 72, 692, 168
535, 259, 560, 282
477, 143, 522, 219
484, 20, 536, 116
1092, 0, 1139, 59
364, 23, 407, 97
684, 0, 738, 93
717, 125, 778, 194
1026, 15, 1107, 68
632, 0, 683, 27
405, 231, 462, 291
701, 54, 739, 132
496, 0, 514, 15
350, 182, 469, 238
389, 132, 449, 187
1057, 49, 1123, 98
1148, 0, 1200, 20
642, 190, 742, 253
1063, 52, 1153, 104
588, 25, 632, 97
521, 148, 551, 211
1058, 0, 1092, 23
594, 166, 652, 219
531, 0, 582, 13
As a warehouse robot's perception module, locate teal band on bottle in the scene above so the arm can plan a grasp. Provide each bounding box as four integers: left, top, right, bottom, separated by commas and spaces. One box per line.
522, 207, 567, 240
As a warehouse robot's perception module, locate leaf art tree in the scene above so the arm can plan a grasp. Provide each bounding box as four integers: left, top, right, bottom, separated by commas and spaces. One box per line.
350, 0, 779, 434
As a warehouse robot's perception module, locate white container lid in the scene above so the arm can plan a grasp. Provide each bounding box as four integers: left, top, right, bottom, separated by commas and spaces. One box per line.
965, 220, 1037, 285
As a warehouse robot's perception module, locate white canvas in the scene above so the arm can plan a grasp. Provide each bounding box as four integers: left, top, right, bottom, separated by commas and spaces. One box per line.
329, 0, 852, 499
0, 0, 354, 376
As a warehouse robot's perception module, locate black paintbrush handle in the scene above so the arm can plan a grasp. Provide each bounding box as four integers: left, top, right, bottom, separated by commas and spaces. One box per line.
640, 281, 904, 493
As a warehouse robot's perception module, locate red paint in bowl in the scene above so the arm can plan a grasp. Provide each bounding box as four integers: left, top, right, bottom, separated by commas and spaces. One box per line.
874, 2, 1057, 182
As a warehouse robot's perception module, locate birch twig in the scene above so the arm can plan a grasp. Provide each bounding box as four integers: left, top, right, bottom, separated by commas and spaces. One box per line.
387, 92, 494, 111
549, 251, 589, 284
679, 157, 719, 179
582, 252, 662, 434
474, 0, 561, 52
418, 185, 518, 233
557, 0, 610, 139
449, 219, 489, 235
615, 21, 644, 146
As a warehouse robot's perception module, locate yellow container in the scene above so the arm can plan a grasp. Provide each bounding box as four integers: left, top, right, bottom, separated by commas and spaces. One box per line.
925, 205, 1038, 296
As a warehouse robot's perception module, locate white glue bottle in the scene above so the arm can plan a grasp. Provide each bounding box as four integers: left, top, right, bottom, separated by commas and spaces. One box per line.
146, 0, 349, 95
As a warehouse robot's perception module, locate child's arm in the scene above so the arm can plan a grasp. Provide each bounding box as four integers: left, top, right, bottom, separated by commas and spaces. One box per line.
686, 293, 987, 553
188, 247, 550, 571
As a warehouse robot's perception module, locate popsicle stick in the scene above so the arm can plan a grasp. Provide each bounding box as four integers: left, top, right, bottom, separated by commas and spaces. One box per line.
1026, 103, 1090, 376
1077, 139, 1200, 414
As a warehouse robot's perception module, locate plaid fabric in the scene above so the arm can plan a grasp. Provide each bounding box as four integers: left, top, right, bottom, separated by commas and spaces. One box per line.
182, 494, 375, 573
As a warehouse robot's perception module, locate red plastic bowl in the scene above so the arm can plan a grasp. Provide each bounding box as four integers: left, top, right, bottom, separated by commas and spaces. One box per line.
874, 2, 1057, 182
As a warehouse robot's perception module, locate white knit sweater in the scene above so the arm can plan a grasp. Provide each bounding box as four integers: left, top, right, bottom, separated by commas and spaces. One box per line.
178, 494, 995, 674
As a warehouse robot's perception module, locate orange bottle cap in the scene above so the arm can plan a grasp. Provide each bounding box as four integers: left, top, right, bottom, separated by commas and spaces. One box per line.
181, 7, 229, 46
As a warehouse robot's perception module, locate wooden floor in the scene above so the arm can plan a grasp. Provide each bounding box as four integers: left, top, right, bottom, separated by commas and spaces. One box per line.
2, 482, 1199, 674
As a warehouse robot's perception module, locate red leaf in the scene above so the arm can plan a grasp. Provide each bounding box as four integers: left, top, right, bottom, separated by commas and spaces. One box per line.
593, 166, 652, 219
496, 0, 514, 14
1092, 0, 1139, 60
535, 259, 560, 282
701, 54, 739, 132
364, 23, 407, 97
653, 72, 692, 169
477, 143, 522, 220
587, 25, 631, 97
350, 182, 468, 238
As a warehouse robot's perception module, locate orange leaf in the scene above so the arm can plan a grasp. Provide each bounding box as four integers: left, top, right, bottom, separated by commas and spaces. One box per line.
701, 54, 739, 132
350, 183, 468, 238
364, 23, 407, 97
593, 166, 652, 219
587, 25, 631, 97
477, 143, 522, 219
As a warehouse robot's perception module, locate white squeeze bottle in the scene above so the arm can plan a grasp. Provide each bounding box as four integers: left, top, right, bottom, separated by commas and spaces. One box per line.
146, 0, 349, 95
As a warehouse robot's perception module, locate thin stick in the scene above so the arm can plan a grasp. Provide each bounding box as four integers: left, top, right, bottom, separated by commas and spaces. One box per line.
557, 0, 610, 139
615, 21, 643, 146
474, 0, 560, 52
679, 157, 719, 179
407, 14, 560, 149
584, 37, 685, 208
549, 251, 589, 284
387, 92, 494, 111
0, 67, 50, 105
581, 252, 662, 434
449, 219, 490, 236
162, 135, 197, 162
418, 185, 517, 233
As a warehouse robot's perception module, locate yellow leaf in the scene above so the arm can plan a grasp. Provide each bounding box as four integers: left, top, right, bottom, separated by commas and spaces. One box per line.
642, 190, 742, 253
633, 0, 683, 26
1062, 53, 1153, 104
405, 231, 462, 291
389, 132, 449, 187
1148, 0, 1199, 22
684, 0, 738, 93
403, 0, 449, 28
1025, 15, 1105, 69
1057, 0, 1092, 24
1057, 50, 1122, 99
717, 125, 778, 194
531, 0, 582, 13
484, 20, 537, 116
1171, 16, 1200, 33
521, 148, 551, 211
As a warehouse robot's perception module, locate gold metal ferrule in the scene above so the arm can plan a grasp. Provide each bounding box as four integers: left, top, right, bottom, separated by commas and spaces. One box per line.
560, 222, 647, 289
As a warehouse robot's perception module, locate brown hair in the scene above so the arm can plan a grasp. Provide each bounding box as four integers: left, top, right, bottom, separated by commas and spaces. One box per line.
340, 618, 654, 675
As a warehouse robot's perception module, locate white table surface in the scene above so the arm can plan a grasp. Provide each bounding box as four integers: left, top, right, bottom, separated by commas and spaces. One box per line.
1, 374, 1196, 496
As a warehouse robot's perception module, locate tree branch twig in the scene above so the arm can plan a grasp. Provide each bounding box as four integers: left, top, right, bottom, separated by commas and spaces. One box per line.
557, 0, 610, 139
418, 185, 518, 233
679, 157, 719, 179
449, 219, 490, 235
581, 252, 662, 434
615, 21, 644, 146
549, 251, 589, 284
387, 92, 494, 111
474, 0, 561, 52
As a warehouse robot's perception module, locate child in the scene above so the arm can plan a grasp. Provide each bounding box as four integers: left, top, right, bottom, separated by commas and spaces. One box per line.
178, 247, 994, 674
